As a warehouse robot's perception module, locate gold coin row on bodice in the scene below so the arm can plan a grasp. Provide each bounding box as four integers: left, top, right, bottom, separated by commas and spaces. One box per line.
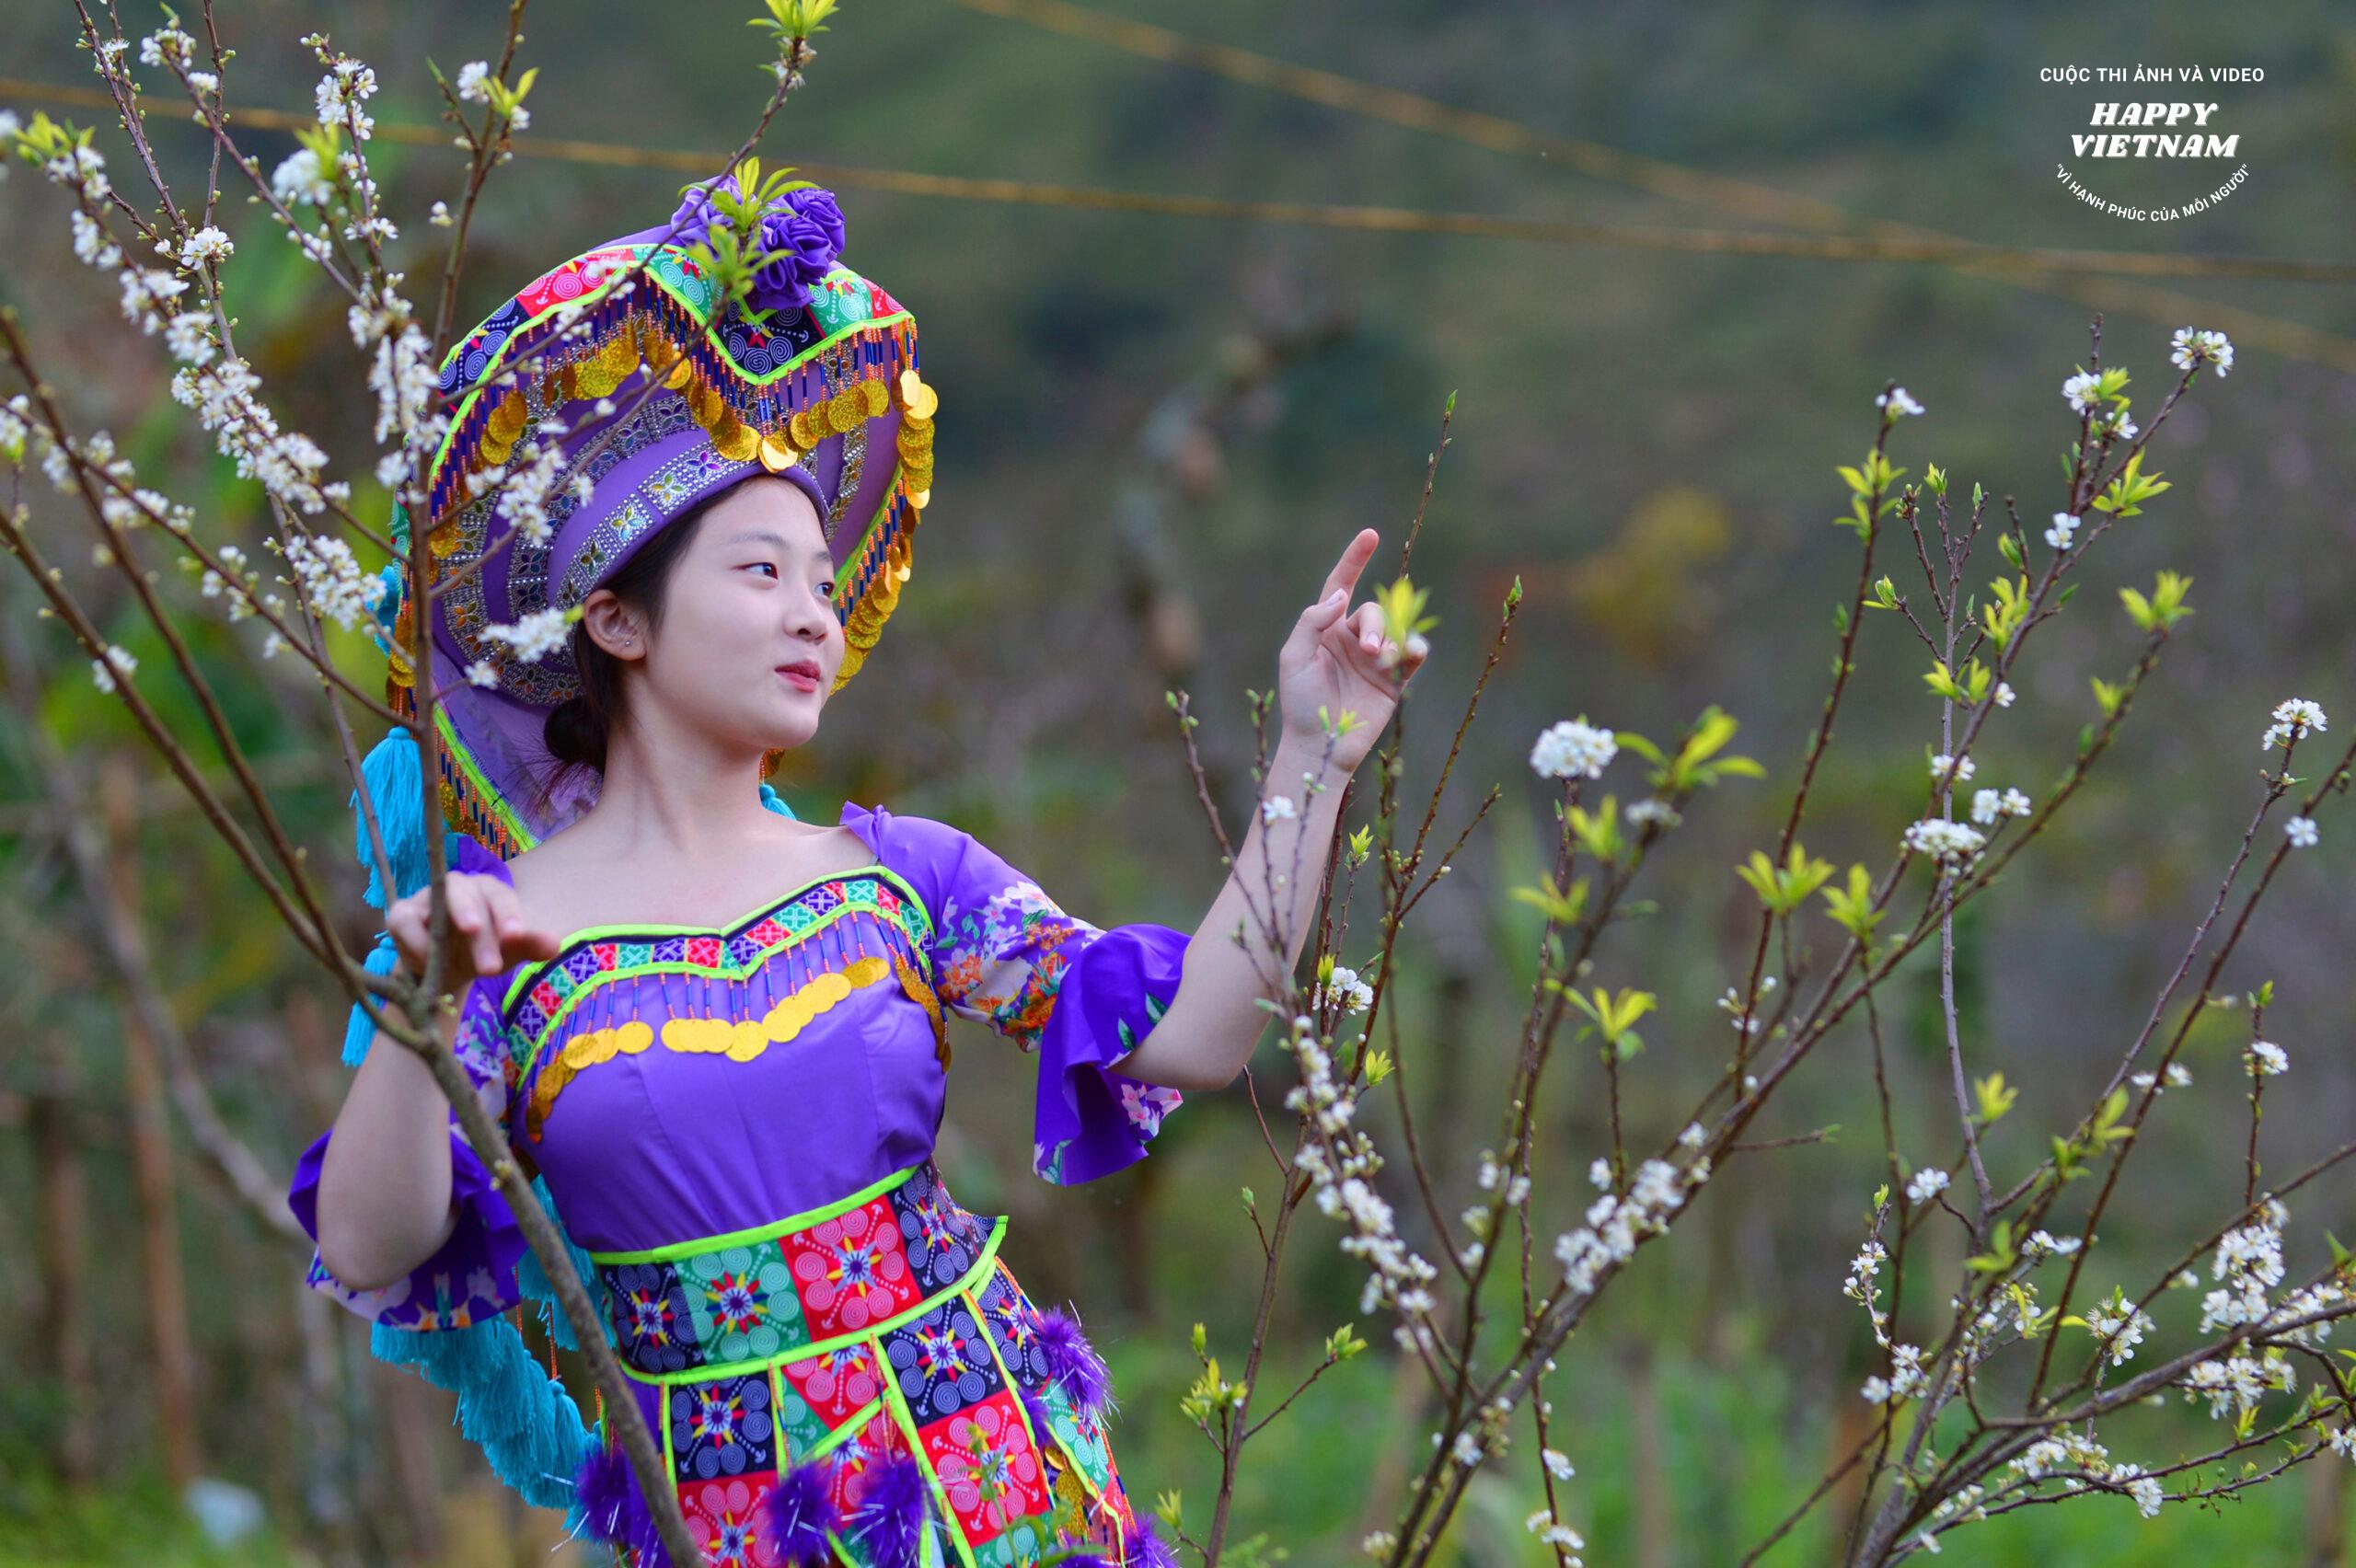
520, 941, 953, 1141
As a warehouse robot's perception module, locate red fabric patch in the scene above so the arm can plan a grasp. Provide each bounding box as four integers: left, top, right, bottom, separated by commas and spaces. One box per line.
677, 1470, 782, 1568
785, 1197, 918, 1340
920, 1387, 1050, 1548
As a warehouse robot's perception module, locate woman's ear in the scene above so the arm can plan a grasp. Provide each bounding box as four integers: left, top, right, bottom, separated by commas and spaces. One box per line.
579, 588, 646, 663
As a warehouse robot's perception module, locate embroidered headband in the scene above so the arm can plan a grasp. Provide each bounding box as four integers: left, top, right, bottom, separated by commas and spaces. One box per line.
362, 174, 940, 857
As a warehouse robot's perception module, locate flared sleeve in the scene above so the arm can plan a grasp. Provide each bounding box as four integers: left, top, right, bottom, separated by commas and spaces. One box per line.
844, 801, 1191, 1185
286, 838, 528, 1331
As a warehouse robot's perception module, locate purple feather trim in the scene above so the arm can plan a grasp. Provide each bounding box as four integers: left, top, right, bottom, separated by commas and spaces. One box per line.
572, 1440, 670, 1568
763, 1456, 844, 1566
847, 1450, 930, 1568
1134, 1513, 1181, 1568
573, 1440, 638, 1544
1034, 1303, 1114, 1421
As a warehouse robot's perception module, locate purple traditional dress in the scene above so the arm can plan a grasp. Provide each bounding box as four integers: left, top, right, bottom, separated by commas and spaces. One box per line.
292, 176, 1194, 1567
292, 801, 1188, 1566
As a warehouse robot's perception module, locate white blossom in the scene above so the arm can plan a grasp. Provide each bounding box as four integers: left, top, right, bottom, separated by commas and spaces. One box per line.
1260, 793, 1298, 824
119, 268, 190, 331
1906, 1168, 1950, 1205
1972, 786, 2032, 824
1993, 681, 2015, 708
2170, 327, 2234, 378
456, 61, 494, 103
283, 533, 386, 629
1311, 963, 1374, 1014
2080, 1293, 2154, 1366
2062, 371, 2102, 411
270, 146, 334, 207
138, 27, 195, 67
480, 607, 571, 663
177, 225, 234, 268
2262, 698, 2327, 752
1542, 1447, 1575, 1480
89, 644, 137, 693
2285, 816, 2319, 849
1530, 717, 1617, 780
1877, 386, 1924, 418
2246, 1040, 2289, 1078
69, 209, 121, 270
1904, 818, 1985, 865
164, 312, 216, 366
314, 60, 378, 140
2045, 511, 2080, 550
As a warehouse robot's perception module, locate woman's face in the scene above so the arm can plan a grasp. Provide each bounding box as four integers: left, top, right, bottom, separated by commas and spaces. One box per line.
599, 476, 843, 755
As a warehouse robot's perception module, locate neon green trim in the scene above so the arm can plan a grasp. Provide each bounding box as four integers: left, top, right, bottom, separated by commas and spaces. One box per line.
796, 1392, 885, 1466
881, 1350, 985, 1568
586, 1163, 916, 1265
437, 242, 914, 468
618, 1216, 1007, 1388
967, 1270, 1060, 1495
832, 455, 907, 619
500, 859, 934, 1021
433, 703, 533, 852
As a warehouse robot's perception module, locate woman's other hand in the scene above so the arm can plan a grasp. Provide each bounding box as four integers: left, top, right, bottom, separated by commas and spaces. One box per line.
1276, 526, 1430, 772
385, 870, 561, 986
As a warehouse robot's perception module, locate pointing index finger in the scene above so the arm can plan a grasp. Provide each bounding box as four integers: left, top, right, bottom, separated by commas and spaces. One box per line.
1319, 527, 1380, 605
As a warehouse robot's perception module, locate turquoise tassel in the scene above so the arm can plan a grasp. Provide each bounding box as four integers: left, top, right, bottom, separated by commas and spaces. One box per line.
759, 780, 799, 819
341, 934, 403, 1066
372, 1319, 586, 1512
354, 725, 430, 910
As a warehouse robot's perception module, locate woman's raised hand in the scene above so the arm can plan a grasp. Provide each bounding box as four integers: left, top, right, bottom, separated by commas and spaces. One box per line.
386, 871, 561, 987
1276, 526, 1430, 771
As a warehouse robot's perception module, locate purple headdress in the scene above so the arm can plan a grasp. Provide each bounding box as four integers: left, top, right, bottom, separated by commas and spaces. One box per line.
363, 168, 939, 859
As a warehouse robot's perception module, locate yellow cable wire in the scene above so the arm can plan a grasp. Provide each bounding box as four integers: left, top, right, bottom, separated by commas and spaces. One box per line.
938, 0, 2356, 372
5, 71, 2350, 370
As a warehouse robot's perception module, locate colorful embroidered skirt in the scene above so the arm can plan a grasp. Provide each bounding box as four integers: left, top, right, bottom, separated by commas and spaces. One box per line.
586, 1159, 1149, 1568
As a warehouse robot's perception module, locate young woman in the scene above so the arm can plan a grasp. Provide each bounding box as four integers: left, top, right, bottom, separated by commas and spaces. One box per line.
291, 178, 1424, 1568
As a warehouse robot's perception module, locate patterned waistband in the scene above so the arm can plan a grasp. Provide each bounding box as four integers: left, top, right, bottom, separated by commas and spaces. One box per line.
585, 1160, 1007, 1386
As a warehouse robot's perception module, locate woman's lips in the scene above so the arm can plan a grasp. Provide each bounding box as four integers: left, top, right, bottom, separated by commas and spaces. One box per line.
779, 666, 820, 692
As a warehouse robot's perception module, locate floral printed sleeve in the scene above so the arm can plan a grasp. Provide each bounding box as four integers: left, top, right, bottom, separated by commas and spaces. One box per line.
845, 802, 1191, 1185
285, 839, 528, 1331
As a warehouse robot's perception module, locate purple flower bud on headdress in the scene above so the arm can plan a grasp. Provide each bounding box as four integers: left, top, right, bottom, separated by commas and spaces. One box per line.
785, 186, 847, 258
667, 173, 740, 252
746, 187, 848, 320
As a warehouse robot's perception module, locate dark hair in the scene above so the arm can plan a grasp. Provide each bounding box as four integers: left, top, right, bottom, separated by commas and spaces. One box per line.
541, 492, 723, 783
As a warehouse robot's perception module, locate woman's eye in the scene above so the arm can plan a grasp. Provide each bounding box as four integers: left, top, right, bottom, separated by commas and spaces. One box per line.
746, 561, 779, 578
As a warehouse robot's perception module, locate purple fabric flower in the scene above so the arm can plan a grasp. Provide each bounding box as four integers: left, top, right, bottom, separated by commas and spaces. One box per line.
747, 199, 845, 318
785, 187, 847, 257
664, 171, 849, 320
666, 174, 740, 252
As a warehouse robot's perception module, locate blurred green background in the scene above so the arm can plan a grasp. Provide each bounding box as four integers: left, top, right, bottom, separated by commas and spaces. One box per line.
2, 0, 2352, 1562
